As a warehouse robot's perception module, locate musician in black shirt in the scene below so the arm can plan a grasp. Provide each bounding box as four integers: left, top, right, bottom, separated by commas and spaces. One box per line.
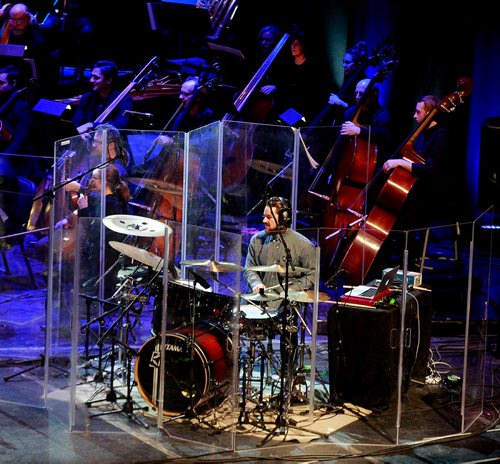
72, 60, 132, 139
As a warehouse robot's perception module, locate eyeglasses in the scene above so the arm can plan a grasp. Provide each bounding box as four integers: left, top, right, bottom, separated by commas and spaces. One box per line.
9, 17, 29, 24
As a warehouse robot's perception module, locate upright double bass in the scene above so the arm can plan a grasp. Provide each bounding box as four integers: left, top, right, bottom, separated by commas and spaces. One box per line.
309, 61, 396, 268
336, 77, 473, 284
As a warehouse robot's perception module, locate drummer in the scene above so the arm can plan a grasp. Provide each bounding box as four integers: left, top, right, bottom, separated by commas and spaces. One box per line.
243, 196, 316, 368
244, 196, 316, 300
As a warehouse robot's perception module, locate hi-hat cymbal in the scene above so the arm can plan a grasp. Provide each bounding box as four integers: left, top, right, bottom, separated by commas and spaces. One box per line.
248, 159, 293, 180
129, 178, 183, 196
242, 292, 282, 302
180, 257, 243, 273
109, 241, 163, 269
246, 263, 310, 275
282, 290, 332, 303
103, 214, 171, 237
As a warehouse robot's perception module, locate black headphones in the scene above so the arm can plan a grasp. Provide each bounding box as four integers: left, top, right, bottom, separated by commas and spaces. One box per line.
269, 196, 292, 228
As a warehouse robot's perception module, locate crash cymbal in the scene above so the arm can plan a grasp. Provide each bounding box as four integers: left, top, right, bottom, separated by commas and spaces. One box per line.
282, 290, 332, 303
180, 257, 243, 273
246, 263, 310, 275
129, 178, 183, 196
109, 241, 163, 269
103, 214, 171, 237
248, 159, 293, 180
242, 292, 282, 302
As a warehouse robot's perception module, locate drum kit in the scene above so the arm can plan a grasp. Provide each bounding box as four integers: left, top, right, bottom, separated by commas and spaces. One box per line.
82, 214, 330, 432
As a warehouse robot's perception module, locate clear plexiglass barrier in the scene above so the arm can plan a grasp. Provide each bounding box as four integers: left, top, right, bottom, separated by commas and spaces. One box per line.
0, 124, 495, 451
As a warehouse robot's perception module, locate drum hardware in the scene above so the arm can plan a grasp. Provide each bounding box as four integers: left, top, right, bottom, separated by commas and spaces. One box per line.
289, 303, 331, 408
282, 289, 332, 304
237, 330, 282, 431
80, 293, 129, 388
241, 289, 282, 303
85, 324, 126, 407
248, 159, 293, 181
257, 239, 328, 444
86, 294, 150, 428
79, 294, 121, 378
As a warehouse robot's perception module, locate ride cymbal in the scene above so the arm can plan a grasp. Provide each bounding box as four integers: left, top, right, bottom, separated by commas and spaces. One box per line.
246, 263, 310, 275
109, 241, 163, 269
103, 214, 171, 237
180, 257, 243, 273
129, 178, 183, 195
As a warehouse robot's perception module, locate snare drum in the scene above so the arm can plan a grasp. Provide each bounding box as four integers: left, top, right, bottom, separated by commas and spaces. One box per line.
134, 321, 232, 415
238, 304, 279, 340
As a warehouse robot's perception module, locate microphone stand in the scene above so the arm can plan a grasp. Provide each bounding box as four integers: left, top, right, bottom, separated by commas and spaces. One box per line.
33, 158, 115, 203
261, 228, 294, 445
260, 221, 328, 444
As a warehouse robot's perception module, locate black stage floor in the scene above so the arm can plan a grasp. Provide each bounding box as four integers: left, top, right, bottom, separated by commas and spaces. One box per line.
0, 233, 499, 463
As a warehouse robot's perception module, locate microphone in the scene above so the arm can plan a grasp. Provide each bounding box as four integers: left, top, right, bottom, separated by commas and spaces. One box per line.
123, 110, 154, 118
188, 268, 211, 290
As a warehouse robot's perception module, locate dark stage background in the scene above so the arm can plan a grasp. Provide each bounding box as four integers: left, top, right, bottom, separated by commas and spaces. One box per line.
28, 0, 498, 220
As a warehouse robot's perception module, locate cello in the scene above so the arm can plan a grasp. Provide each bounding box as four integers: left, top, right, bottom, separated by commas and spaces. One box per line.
310, 61, 396, 267
335, 77, 473, 284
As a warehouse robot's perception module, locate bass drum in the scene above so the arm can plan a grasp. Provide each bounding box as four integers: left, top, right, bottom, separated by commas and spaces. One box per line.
134, 321, 233, 415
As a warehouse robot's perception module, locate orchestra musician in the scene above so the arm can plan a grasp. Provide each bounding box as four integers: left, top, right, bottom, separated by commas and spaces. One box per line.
0, 3, 59, 98
72, 60, 132, 138
324, 41, 369, 126
271, 28, 332, 124
61, 163, 132, 297
340, 77, 394, 169
381, 94, 452, 269
129, 75, 213, 262
0, 63, 44, 181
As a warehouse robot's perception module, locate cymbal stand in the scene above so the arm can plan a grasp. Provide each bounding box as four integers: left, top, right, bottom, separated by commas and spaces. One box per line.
238, 334, 276, 431
88, 301, 149, 428
85, 325, 124, 407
